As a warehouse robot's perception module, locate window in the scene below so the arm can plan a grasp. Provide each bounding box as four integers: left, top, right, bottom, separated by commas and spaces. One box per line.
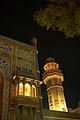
25, 83, 31, 96
19, 83, 23, 95
32, 85, 36, 97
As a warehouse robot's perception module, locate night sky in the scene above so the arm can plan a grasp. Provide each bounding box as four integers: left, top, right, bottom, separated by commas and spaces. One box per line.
0, 0, 80, 109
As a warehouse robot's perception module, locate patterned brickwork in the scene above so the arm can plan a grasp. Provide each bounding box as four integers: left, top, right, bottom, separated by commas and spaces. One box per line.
0, 35, 41, 120
0, 55, 11, 120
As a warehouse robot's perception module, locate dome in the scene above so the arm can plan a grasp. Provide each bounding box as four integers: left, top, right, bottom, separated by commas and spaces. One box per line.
45, 57, 56, 63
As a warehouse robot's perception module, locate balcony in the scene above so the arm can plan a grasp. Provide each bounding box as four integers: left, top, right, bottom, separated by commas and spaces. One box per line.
15, 96, 40, 107
43, 69, 62, 77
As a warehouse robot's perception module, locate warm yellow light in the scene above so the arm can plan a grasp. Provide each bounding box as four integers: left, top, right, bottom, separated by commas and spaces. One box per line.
32, 85, 36, 97
43, 58, 68, 112
59, 103, 68, 112
19, 83, 23, 95
13, 75, 16, 80
49, 101, 68, 112
16, 84, 18, 96
48, 91, 68, 112
44, 62, 59, 71
44, 74, 63, 84
25, 83, 31, 96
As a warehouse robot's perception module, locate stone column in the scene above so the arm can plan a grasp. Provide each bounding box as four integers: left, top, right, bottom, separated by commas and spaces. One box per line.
27, 106, 31, 120
23, 83, 25, 96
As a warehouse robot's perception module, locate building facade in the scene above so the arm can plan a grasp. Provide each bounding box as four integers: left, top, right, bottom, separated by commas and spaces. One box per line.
0, 35, 80, 120
0, 35, 42, 120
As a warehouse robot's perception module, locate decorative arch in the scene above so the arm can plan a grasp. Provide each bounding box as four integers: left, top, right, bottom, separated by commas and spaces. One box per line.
19, 83, 23, 95
25, 83, 31, 96
32, 85, 36, 97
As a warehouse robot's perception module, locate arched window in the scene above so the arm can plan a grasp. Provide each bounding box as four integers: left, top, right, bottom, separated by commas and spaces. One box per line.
32, 85, 36, 97
25, 83, 31, 96
19, 83, 23, 95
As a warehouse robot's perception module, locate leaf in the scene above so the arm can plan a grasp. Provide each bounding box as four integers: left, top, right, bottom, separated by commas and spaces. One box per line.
33, 0, 80, 38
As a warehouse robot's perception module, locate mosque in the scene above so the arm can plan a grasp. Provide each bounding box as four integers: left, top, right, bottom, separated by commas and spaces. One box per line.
0, 35, 80, 120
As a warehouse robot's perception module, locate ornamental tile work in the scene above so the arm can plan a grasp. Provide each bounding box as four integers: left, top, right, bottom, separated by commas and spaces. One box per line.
0, 56, 11, 79
0, 35, 38, 79
0, 55, 11, 120
0, 35, 41, 120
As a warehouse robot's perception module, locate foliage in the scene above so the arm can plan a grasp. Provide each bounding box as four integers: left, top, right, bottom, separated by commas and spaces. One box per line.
33, 0, 80, 38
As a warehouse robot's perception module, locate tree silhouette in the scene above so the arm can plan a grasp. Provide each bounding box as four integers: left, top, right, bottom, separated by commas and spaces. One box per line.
33, 0, 80, 38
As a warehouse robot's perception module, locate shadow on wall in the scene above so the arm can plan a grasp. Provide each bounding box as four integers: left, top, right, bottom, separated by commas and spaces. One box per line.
41, 83, 49, 109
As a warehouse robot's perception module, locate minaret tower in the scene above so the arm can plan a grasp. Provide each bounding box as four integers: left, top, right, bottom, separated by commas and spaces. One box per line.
42, 58, 68, 112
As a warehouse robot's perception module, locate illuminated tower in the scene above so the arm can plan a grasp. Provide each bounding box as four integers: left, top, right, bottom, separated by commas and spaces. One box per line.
42, 58, 68, 112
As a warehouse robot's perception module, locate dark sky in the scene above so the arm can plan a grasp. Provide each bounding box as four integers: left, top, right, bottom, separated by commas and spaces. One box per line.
0, 0, 80, 109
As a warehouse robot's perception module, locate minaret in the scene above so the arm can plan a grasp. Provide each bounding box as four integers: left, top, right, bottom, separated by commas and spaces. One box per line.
42, 58, 68, 112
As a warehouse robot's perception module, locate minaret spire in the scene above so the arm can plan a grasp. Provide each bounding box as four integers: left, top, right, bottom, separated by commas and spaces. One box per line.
42, 57, 68, 112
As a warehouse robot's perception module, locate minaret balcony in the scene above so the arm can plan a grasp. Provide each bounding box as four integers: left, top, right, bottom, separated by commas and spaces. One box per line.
43, 69, 63, 80
43, 69, 62, 75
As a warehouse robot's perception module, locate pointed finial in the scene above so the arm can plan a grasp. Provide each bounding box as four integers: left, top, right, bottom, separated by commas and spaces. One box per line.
31, 37, 38, 54
31, 37, 37, 48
